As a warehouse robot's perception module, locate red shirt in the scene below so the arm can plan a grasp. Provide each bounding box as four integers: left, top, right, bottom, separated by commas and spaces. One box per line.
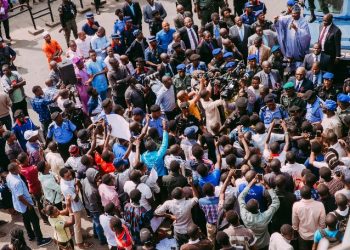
94, 152, 115, 174
20, 165, 42, 195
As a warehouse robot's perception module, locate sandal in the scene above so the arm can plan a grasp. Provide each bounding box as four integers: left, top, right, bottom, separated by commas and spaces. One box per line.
77, 242, 93, 249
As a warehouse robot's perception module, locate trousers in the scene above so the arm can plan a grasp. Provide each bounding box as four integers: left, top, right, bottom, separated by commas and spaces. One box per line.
63, 19, 78, 47
22, 206, 43, 242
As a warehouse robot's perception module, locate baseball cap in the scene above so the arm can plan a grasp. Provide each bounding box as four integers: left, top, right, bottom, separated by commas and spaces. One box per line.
24, 130, 39, 141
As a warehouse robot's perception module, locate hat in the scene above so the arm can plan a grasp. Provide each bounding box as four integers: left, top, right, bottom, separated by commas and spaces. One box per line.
225, 61, 237, 69
288, 105, 301, 112
180, 102, 190, 109
189, 54, 200, 61
147, 35, 156, 43
337, 93, 350, 103
302, 90, 315, 101
111, 33, 121, 39
247, 54, 257, 61
68, 145, 79, 156
150, 104, 160, 112
124, 16, 132, 22
63, 99, 74, 109
223, 52, 233, 59
283, 82, 295, 89
323, 72, 334, 80
42, 31, 50, 38
255, 10, 264, 17
172, 42, 181, 49
113, 158, 128, 168
85, 12, 94, 18
133, 29, 142, 37
14, 109, 24, 118
264, 94, 275, 103
140, 228, 153, 244
244, 2, 253, 8
24, 130, 38, 140
176, 64, 186, 71
324, 99, 337, 111
292, 4, 301, 12
287, 0, 296, 6
132, 107, 144, 116
51, 111, 60, 120
236, 97, 248, 108
212, 48, 222, 56
184, 125, 199, 137
271, 45, 281, 53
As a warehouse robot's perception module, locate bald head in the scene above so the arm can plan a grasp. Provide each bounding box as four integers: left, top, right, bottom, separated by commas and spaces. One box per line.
184, 17, 193, 28
176, 4, 184, 13
280, 224, 294, 240
245, 170, 256, 183
325, 213, 338, 229
246, 199, 259, 214
162, 21, 170, 31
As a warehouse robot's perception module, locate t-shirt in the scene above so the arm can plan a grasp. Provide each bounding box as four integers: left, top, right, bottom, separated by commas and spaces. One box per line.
314, 228, 342, 243
123, 181, 153, 211
48, 215, 71, 243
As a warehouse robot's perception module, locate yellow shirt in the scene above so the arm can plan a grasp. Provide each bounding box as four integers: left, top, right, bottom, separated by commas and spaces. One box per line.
177, 99, 201, 121
49, 215, 71, 243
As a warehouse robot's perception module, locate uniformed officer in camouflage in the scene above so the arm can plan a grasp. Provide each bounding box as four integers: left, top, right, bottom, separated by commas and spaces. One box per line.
194, 0, 226, 27
316, 72, 339, 101
58, 0, 78, 47
173, 64, 191, 93
208, 48, 225, 70
225, 97, 252, 130
280, 82, 306, 114
336, 93, 350, 137
285, 105, 306, 133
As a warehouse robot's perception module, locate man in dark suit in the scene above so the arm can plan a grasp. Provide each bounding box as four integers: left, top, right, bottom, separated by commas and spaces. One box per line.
229, 16, 251, 61
179, 17, 199, 51
319, 14, 341, 63
302, 42, 331, 72
125, 29, 148, 66
158, 53, 175, 78
143, 0, 167, 33
288, 67, 313, 94
205, 13, 228, 42
196, 31, 219, 65
122, 0, 142, 29
306, 62, 325, 88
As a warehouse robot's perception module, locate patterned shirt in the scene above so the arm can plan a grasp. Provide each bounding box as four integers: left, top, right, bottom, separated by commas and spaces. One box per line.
199, 196, 219, 224
124, 203, 149, 242
294, 187, 319, 201
31, 96, 54, 122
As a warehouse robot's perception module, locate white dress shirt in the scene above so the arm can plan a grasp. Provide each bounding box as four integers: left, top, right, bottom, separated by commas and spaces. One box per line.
75, 36, 92, 58
186, 27, 198, 50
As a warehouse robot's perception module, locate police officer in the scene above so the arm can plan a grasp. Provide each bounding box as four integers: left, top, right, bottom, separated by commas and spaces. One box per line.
285, 105, 306, 132
62, 100, 90, 131
173, 64, 191, 93
280, 82, 306, 113
58, 0, 78, 47
317, 72, 339, 102
47, 112, 77, 161
259, 94, 288, 128
194, 0, 226, 28
241, 2, 256, 25
336, 94, 350, 136
175, 102, 201, 135
225, 97, 252, 130
268, 45, 285, 80
208, 48, 225, 70
303, 90, 324, 124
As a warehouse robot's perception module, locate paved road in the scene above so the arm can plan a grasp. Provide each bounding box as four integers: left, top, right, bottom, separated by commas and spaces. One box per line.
0, 0, 286, 249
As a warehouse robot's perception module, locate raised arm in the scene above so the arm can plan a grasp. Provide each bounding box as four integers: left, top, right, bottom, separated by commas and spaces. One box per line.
219, 169, 235, 207
264, 119, 275, 150
281, 120, 289, 152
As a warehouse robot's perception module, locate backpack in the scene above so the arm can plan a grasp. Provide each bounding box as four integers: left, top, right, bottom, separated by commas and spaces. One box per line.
320, 229, 342, 248
333, 209, 350, 233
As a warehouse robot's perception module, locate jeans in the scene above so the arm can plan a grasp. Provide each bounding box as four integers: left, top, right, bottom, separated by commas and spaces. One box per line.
91, 212, 107, 244
22, 206, 43, 242
0, 114, 12, 130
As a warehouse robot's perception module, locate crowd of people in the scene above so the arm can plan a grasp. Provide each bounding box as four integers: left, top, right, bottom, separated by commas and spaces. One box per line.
0, 0, 349, 249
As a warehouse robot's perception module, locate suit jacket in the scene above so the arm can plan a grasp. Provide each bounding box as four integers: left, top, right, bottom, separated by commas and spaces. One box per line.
306, 70, 325, 87
247, 30, 278, 48
302, 52, 331, 71
229, 24, 251, 58
143, 2, 167, 24
122, 2, 142, 27
288, 77, 314, 93
157, 63, 175, 78
319, 23, 341, 60
254, 69, 282, 88
248, 45, 271, 65
179, 25, 199, 50
196, 39, 219, 65
173, 13, 185, 30
205, 21, 228, 35
125, 38, 148, 65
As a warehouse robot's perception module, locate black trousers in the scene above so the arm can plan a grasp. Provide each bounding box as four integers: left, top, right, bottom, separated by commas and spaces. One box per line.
12, 99, 28, 117
57, 138, 76, 161
112, 95, 127, 109
298, 236, 313, 250
94, 0, 100, 11
22, 206, 43, 242
0, 19, 10, 40
0, 114, 12, 130
234, 0, 246, 16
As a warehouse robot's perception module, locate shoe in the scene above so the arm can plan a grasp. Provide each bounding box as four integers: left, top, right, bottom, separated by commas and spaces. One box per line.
309, 15, 316, 23
37, 237, 52, 247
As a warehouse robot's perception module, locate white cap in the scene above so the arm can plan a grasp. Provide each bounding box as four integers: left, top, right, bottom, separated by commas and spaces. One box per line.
42, 31, 50, 38
24, 130, 39, 140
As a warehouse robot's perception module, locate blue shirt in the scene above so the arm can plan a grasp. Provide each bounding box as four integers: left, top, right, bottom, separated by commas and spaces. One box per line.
47, 119, 77, 144
294, 188, 319, 201
12, 118, 38, 151
314, 229, 342, 243
259, 104, 289, 127
156, 28, 176, 53
31, 96, 54, 122
240, 13, 256, 25
86, 58, 108, 93
90, 36, 110, 59
238, 183, 266, 211
114, 19, 126, 34
144, 47, 161, 64
144, 117, 163, 138
6, 173, 34, 213
306, 97, 324, 123
113, 143, 127, 160
198, 168, 221, 188
82, 21, 100, 36
141, 131, 168, 177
